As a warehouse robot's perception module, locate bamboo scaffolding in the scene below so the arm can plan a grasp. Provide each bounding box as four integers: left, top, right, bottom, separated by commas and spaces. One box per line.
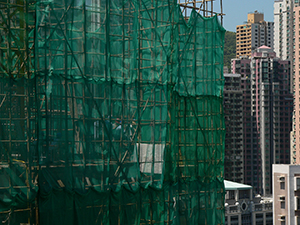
0, 0, 224, 224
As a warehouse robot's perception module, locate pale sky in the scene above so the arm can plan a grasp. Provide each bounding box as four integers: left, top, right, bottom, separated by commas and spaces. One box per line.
220, 0, 274, 32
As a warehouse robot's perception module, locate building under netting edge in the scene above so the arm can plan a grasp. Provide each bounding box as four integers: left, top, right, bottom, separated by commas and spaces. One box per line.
0, 0, 225, 224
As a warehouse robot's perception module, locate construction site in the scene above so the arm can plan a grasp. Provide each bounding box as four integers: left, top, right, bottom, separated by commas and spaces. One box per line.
0, 0, 225, 224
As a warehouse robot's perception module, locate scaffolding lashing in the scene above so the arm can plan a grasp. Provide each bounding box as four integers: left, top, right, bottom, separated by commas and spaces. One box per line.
0, 0, 225, 224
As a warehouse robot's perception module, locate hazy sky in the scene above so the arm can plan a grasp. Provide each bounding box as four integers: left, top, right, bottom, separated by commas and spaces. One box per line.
221, 0, 274, 32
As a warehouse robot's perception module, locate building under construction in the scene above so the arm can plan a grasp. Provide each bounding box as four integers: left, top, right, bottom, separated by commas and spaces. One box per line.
0, 0, 225, 224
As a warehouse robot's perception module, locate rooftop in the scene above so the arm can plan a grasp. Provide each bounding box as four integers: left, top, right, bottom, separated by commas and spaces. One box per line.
224, 180, 252, 191
224, 73, 241, 78
258, 45, 271, 49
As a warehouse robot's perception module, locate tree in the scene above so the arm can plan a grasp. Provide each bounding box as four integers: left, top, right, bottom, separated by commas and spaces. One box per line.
224, 31, 236, 73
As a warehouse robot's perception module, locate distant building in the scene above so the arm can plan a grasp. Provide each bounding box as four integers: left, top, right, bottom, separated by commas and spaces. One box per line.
274, 0, 295, 61
224, 66, 229, 74
231, 46, 293, 195
273, 164, 300, 225
224, 180, 273, 225
236, 11, 274, 58
90, 0, 101, 31
224, 74, 244, 183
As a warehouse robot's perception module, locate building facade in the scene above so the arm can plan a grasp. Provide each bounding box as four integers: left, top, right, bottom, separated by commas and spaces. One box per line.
236, 11, 274, 58
231, 46, 293, 195
292, 5, 300, 164
273, 164, 300, 225
274, 0, 295, 61
225, 180, 273, 225
224, 74, 244, 183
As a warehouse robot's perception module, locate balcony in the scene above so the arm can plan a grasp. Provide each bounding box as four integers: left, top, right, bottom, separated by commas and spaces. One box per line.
228, 205, 240, 214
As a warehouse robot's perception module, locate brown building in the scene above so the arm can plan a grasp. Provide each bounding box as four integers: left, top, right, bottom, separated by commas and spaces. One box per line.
236, 11, 274, 58
224, 74, 244, 183
232, 47, 293, 195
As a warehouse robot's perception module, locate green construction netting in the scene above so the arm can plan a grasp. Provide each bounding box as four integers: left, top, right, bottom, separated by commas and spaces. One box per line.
0, 0, 226, 224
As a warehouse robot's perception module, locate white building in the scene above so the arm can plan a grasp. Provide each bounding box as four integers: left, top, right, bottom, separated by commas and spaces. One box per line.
274, 0, 295, 60
273, 164, 300, 225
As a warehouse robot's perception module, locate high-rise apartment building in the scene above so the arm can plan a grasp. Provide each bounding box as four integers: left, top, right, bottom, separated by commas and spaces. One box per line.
232, 57, 260, 193
224, 74, 244, 183
292, 5, 300, 164
292, 5, 299, 164
232, 46, 293, 195
236, 12, 274, 58
274, 0, 297, 95
274, 0, 295, 61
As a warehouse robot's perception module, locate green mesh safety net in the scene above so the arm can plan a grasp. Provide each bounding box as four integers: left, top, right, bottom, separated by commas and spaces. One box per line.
0, 0, 226, 224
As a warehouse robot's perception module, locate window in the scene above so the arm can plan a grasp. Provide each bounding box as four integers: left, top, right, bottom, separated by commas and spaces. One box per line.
280, 216, 286, 225
280, 177, 285, 189
279, 196, 285, 201
231, 216, 238, 222
228, 190, 235, 199
281, 201, 285, 209
296, 216, 300, 225
256, 214, 263, 220
297, 197, 300, 210
296, 177, 300, 190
